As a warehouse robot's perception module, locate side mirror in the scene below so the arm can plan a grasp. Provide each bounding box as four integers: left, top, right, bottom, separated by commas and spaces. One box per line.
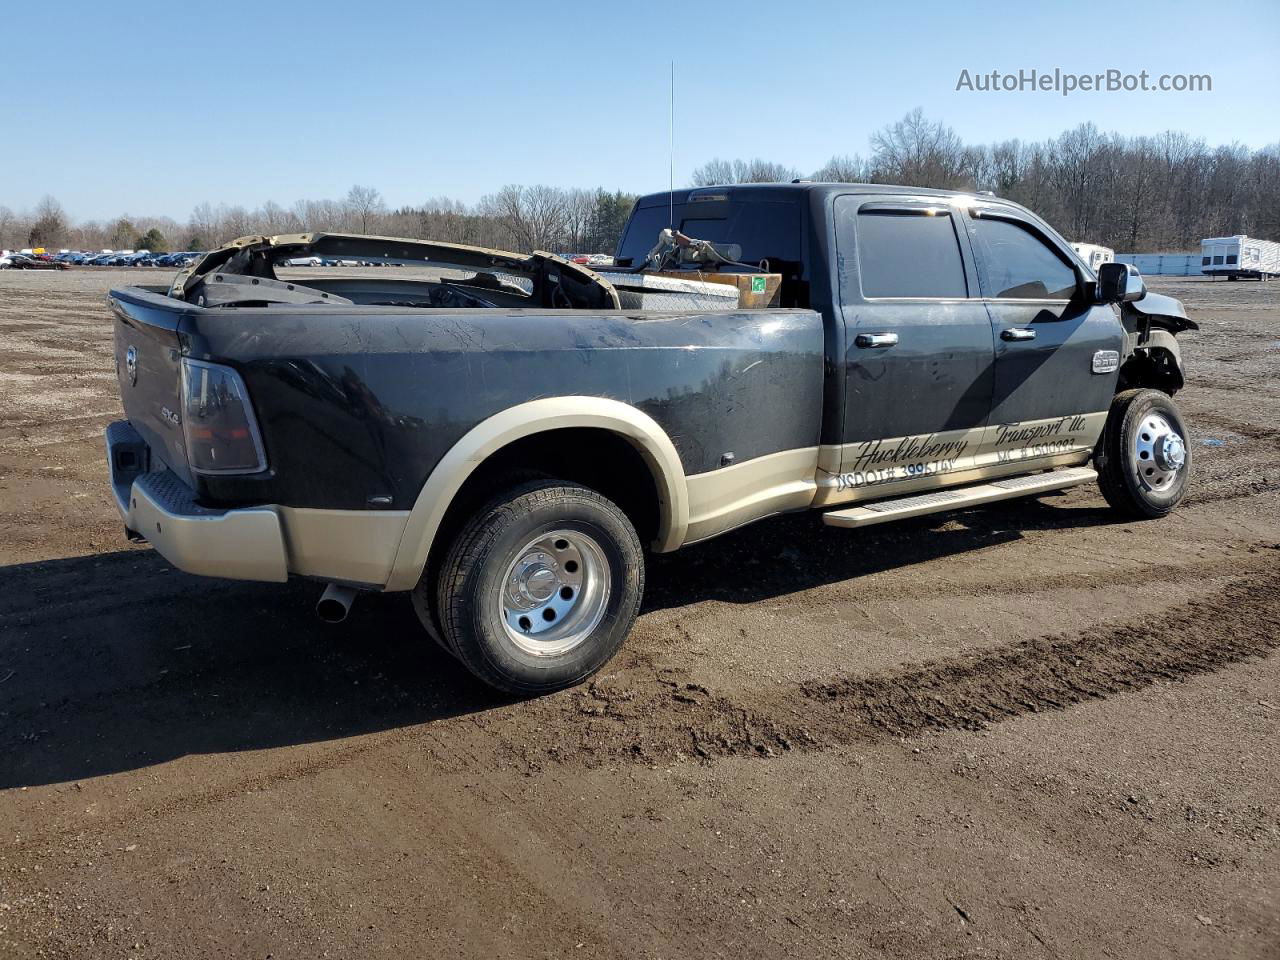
1097, 262, 1146, 304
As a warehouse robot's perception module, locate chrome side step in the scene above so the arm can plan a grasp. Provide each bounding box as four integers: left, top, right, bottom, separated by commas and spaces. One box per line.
821, 467, 1098, 529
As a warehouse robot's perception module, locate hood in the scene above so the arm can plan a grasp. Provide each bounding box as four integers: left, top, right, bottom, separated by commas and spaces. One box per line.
1122, 290, 1198, 332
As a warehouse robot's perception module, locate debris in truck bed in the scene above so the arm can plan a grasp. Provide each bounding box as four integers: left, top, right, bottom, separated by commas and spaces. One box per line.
657, 270, 783, 308
595, 271, 745, 310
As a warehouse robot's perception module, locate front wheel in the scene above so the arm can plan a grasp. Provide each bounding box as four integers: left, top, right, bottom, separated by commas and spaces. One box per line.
423, 480, 644, 695
1095, 388, 1191, 518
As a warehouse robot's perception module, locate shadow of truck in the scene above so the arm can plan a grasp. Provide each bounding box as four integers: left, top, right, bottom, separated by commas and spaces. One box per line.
0, 495, 1115, 788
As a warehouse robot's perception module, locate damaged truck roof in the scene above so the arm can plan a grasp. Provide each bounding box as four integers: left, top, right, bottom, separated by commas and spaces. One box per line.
169, 233, 621, 310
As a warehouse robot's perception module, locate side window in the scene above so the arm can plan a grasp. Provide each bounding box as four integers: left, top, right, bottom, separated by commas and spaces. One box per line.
1226, 254, 1238, 264
852, 209, 968, 298
1213, 255, 1224, 265
1202, 256, 1211, 265
969, 217, 1078, 300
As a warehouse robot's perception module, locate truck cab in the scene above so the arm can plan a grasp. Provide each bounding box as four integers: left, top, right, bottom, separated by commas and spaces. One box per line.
619, 184, 1185, 511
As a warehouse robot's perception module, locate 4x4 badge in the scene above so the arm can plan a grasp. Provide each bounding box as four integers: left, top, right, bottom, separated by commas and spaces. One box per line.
125, 346, 138, 385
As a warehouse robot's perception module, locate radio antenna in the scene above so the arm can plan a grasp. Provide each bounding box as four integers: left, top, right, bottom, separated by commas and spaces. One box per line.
668, 59, 675, 228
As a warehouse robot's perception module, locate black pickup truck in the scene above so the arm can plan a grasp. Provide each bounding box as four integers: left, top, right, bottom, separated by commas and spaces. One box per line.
105, 182, 1196, 693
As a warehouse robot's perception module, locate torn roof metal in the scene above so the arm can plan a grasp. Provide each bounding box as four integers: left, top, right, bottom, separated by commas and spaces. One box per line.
169, 233, 620, 309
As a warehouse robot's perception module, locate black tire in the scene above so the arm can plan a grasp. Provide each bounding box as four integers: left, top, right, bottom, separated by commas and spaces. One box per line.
421, 479, 644, 695
1095, 388, 1191, 518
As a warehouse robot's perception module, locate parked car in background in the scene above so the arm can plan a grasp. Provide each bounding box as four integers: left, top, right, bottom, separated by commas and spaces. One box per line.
2, 254, 68, 270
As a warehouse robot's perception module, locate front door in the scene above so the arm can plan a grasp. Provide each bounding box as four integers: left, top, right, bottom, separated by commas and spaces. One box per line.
964, 209, 1123, 470
825, 196, 996, 503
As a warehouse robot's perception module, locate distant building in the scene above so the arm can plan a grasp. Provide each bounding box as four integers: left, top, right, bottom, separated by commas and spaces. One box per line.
1114, 252, 1201, 276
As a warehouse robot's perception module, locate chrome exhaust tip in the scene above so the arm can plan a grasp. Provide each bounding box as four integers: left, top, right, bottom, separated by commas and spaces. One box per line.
316, 583, 358, 623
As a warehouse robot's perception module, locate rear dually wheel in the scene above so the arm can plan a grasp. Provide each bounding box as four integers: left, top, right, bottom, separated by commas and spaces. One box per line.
422, 479, 644, 695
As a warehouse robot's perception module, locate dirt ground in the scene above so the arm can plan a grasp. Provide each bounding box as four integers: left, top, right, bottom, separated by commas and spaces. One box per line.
0, 269, 1277, 959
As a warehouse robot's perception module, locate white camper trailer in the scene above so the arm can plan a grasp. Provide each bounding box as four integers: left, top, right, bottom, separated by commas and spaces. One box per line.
1070, 242, 1115, 273
1200, 235, 1280, 280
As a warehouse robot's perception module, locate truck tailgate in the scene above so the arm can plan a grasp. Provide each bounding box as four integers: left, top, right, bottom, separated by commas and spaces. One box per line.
109, 289, 194, 486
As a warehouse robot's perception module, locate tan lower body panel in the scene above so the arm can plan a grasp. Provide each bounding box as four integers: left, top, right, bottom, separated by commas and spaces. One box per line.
813, 412, 1107, 508
683, 447, 820, 544
275, 507, 411, 587
822, 466, 1099, 528
677, 412, 1107, 546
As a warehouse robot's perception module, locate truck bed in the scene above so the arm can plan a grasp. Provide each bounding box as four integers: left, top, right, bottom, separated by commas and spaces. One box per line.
109, 282, 827, 517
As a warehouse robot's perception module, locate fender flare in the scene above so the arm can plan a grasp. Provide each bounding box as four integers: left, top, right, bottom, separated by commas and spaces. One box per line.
1140, 328, 1183, 363
384, 397, 689, 591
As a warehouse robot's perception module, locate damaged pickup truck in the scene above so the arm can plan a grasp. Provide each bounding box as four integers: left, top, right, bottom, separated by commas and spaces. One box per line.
105, 182, 1196, 694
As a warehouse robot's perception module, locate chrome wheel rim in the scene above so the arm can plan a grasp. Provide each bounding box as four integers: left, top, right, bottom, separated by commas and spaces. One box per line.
499, 529, 611, 657
1133, 413, 1186, 491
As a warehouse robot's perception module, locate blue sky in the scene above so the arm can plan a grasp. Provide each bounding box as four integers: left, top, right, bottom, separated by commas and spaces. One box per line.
2, 0, 1275, 221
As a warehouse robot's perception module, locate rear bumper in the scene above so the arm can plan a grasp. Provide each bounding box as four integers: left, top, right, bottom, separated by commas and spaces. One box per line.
105, 421, 411, 587
106, 421, 289, 582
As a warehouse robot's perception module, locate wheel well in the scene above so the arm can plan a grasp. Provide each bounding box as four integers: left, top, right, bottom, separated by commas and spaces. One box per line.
1117, 347, 1184, 395
423, 427, 662, 593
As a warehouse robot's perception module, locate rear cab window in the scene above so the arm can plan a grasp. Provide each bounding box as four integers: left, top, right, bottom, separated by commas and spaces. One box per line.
855, 209, 968, 298
616, 196, 802, 270
833, 196, 971, 302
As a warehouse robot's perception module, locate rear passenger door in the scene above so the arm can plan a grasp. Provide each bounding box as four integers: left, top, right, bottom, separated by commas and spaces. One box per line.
964, 208, 1122, 467
831, 196, 995, 499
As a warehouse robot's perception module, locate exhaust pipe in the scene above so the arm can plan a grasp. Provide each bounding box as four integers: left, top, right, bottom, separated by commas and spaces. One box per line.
316, 583, 358, 623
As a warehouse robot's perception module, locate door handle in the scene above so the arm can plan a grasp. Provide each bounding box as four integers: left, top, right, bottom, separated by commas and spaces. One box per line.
855, 332, 899, 349
1001, 327, 1037, 341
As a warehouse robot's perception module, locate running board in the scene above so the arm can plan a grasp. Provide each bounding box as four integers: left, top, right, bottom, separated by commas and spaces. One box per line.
821, 467, 1098, 529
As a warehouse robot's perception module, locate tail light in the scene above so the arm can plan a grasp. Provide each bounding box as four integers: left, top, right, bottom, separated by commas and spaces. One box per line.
180, 358, 268, 474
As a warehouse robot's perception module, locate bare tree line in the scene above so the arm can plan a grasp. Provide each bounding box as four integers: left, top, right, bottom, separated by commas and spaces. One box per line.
0, 184, 639, 257
3, 110, 1276, 255
692, 108, 1280, 250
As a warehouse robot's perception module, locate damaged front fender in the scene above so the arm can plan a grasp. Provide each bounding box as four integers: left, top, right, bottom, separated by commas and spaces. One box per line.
1123, 290, 1198, 334
1118, 291, 1197, 394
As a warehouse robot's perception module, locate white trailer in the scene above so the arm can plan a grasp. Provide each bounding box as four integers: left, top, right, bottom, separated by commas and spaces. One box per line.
1200, 235, 1280, 280
1070, 242, 1114, 273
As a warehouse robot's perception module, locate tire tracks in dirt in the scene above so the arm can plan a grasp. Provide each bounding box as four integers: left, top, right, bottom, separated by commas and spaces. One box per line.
497, 549, 1280, 770
1190, 410, 1280, 445
10, 551, 1278, 861
1, 547, 1265, 868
